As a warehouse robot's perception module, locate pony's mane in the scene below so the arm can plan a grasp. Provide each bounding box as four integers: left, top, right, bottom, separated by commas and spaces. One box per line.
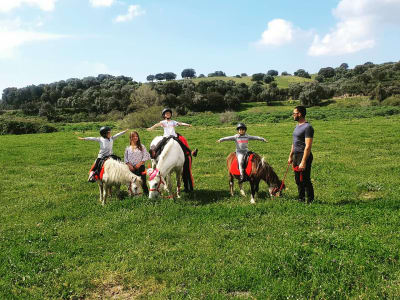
253, 154, 280, 187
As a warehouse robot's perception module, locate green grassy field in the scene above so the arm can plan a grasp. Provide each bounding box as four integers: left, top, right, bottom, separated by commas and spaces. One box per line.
1, 103, 400, 299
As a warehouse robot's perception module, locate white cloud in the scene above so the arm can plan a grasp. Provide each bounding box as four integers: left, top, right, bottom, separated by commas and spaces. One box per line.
0, 0, 57, 12
308, 0, 400, 56
257, 19, 294, 47
114, 5, 145, 23
0, 19, 67, 59
89, 0, 114, 8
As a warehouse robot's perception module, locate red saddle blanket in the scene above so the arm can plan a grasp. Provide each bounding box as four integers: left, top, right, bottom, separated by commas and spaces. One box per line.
229, 154, 254, 176
89, 163, 105, 181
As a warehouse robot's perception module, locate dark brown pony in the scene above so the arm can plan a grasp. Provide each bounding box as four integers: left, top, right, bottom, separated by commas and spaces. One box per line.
227, 152, 284, 204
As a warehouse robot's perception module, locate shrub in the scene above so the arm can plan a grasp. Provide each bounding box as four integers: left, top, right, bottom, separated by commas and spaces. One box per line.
299, 82, 326, 106
0, 117, 57, 135
381, 96, 400, 106
118, 106, 163, 129
219, 111, 239, 124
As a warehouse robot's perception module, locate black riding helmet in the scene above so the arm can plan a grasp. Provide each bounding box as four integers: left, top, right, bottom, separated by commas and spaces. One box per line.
99, 126, 111, 138
236, 123, 247, 130
162, 108, 172, 118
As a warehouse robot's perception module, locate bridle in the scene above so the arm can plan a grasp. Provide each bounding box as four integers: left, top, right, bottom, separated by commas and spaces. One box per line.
149, 168, 165, 194
271, 163, 290, 196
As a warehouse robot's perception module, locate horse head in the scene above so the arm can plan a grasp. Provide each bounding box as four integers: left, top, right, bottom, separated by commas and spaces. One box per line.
128, 175, 142, 196
147, 168, 166, 199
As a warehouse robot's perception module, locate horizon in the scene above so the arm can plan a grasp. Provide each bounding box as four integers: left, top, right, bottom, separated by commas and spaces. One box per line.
1, 0, 400, 93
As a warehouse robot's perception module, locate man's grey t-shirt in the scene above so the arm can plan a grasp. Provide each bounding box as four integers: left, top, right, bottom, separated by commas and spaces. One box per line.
293, 122, 314, 153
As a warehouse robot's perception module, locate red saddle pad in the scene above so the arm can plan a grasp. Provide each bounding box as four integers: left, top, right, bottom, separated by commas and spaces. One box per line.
229, 154, 253, 176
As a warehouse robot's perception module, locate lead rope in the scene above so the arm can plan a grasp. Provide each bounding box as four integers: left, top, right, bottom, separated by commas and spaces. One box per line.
279, 163, 290, 191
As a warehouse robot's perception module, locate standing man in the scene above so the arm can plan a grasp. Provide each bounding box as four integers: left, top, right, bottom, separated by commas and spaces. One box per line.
288, 106, 314, 203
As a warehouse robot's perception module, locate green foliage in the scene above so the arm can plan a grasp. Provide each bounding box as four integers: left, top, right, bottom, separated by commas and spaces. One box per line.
118, 105, 163, 128
267, 70, 278, 76
181, 68, 196, 78
0, 116, 57, 134
318, 67, 335, 79
219, 110, 239, 124
263, 74, 274, 84
251, 73, 264, 82
294, 69, 311, 79
299, 82, 327, 106
208, 71, 226, 77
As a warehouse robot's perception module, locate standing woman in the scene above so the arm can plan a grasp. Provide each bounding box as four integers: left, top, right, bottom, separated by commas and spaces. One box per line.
124, 131, 151, 195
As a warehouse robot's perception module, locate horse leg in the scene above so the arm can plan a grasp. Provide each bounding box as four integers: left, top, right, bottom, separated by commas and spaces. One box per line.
229, 174, 234, 196
250, 180, 256, 204
102, 183, 108, 206
239, 182, 246, 196
176, 171, 181, 199
98, 181, 104, 205
164, 173, 172, 196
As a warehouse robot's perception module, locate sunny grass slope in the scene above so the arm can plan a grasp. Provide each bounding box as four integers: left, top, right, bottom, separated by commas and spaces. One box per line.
0, 104, 400, 299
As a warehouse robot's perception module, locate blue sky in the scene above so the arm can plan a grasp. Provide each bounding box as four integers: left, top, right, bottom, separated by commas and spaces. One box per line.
0, 0, 399, 93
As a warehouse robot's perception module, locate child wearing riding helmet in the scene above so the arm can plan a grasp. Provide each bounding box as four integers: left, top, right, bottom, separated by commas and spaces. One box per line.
147, 108, 198, 157
217, 123, 267, 183
78, 126, 128, 182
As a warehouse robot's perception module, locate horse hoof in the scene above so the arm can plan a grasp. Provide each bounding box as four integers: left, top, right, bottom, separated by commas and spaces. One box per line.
250, 199, 256, 204
240, 191, 246, 196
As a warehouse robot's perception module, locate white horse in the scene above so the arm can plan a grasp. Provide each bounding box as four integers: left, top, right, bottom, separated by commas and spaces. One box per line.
147, 136, 185, 199
97, 158, 142, 205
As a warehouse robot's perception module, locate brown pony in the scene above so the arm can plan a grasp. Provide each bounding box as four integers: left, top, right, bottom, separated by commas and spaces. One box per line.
227, 152, 284, 204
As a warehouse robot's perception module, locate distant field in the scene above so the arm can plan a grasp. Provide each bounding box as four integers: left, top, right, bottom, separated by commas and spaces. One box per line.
1, 103, 400, 299
189, 75, 312, 88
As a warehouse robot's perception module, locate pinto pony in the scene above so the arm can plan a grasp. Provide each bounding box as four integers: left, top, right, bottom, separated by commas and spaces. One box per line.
97, 158, 142, 205
227, 152, 284, 204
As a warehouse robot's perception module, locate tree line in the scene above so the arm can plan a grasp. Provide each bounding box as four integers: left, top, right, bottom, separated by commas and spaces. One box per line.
1, 61, 400, 123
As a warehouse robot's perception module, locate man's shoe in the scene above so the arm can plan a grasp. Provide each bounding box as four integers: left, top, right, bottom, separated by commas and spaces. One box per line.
192, 148, 198, 157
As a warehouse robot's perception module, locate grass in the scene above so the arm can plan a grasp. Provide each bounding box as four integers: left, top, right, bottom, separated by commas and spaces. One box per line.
1, 103, 400, 299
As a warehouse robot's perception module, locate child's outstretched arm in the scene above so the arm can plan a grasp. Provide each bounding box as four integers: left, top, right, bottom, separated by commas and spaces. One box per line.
112, 129, 128, 139
78, 136, 100, 142
147, 122, 162, 131
177, 122, 192, 127
248, 135, 267, 142
216, 136, 236, 143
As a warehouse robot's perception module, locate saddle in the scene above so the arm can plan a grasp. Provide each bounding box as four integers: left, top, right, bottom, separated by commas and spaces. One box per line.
150, 134, 191, 159
229, 151, 254, 176
89, 155, 121, 181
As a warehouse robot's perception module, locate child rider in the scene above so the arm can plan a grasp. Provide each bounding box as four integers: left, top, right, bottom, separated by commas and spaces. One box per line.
147, 108, 198, 157
217, 123, 267, 183
78, 126, 128, 182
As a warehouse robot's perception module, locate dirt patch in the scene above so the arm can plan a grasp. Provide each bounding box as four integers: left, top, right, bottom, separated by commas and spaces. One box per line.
359, 191, 381, 200
87, 273, 164, 299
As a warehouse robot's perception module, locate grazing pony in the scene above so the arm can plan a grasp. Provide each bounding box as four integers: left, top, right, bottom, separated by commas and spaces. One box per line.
147, 136, 185, 199
97, 158, 142, 205
227, 152, 284, 204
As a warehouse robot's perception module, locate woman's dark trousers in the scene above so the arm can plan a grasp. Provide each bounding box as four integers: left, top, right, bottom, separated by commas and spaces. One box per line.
132, 165, 149, 195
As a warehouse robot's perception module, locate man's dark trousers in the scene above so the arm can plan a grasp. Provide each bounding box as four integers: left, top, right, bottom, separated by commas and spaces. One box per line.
293, 152, 314, 203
